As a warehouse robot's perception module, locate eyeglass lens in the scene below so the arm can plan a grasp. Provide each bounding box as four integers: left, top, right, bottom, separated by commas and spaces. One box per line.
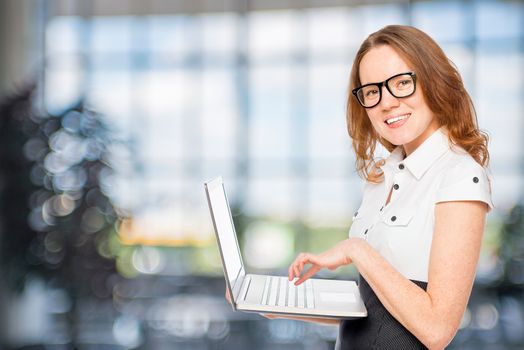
356, 73, 415, 108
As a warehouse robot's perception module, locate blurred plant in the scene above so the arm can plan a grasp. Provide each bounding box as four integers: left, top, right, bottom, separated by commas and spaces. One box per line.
0, 84, 124, 300
0, 84, 39, 291
498, 204, 524, 288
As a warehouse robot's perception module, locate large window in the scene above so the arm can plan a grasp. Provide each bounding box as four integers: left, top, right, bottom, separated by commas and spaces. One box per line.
45, 1, 522, 273
37, 1, 524, 348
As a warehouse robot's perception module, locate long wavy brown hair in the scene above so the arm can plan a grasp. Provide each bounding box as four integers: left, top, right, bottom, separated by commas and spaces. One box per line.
347, 25, 489, 183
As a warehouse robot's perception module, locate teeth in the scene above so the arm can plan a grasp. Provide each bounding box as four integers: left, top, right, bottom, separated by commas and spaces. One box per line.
386, 114, 409, 125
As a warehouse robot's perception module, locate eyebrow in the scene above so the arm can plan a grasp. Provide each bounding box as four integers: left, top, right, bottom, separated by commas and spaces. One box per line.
359, 71, 413, 86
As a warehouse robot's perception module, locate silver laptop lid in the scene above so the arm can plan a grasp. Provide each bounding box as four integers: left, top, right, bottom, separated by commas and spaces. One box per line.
204, 177, 246, 305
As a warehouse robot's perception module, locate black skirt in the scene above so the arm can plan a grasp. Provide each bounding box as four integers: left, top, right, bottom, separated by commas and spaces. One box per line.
337, 276, 428, 350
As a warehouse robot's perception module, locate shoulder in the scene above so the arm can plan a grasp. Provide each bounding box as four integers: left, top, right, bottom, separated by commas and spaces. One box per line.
436, 146, 493, 210
440, 147, 489, 185
443, 148, 487, 178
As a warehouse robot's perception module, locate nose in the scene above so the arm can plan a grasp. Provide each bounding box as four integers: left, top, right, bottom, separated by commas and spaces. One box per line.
380, 85, 400, 109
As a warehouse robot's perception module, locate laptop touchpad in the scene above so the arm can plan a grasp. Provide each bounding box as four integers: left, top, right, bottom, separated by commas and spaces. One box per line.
319, 292, 356, 304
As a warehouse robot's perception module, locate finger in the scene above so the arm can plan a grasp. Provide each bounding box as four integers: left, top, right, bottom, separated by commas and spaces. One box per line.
294, 263, 301, 280
289, 257, 300, 280
290, 253, 308, 280
296, 255, 323, 284
294, 253, 305, 265
288, 255, 298, 280
298, 253, 313, 270
225, 288, 232, 304
295, 265, 321, 285
297, 253, 316, 271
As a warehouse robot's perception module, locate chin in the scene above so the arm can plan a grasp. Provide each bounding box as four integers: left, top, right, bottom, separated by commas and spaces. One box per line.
381, 127, 419, 147
380, 133, 409, 147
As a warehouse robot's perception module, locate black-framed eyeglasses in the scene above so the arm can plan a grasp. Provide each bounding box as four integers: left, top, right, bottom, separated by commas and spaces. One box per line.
352, 72, 417, 108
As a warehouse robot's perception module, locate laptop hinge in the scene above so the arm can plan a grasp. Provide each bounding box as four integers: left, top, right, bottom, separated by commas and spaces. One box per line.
231, 270, 246, 306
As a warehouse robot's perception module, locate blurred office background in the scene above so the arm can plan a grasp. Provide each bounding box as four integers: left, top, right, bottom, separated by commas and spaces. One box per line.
0, 0, 523, 349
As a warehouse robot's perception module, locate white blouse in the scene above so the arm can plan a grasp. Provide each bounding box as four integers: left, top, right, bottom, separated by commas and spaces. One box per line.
348, 128, 493, 282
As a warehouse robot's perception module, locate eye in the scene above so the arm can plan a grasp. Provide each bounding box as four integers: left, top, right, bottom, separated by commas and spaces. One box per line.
397, 79, 413, 88
364, 88, 379, 98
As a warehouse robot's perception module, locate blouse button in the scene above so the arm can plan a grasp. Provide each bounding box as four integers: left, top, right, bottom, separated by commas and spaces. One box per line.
364, 229, 368, 235
393, 184, 399, 190
473, 177, 479, 183
354, 211, 358, 217
398, 164, 405, 170
380, 206, 383, 212
391, 216, 397, 222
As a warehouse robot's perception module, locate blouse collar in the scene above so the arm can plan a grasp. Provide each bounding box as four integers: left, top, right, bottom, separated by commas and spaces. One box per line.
381, 128, 450, 180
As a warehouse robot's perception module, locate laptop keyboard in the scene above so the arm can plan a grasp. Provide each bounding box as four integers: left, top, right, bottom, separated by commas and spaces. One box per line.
261, 276, 314, 308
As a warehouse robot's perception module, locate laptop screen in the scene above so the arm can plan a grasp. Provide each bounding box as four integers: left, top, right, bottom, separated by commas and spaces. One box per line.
205, 177, 244, 291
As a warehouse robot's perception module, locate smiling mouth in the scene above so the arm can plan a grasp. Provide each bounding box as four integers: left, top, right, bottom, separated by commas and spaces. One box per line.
385, 113, 410, 125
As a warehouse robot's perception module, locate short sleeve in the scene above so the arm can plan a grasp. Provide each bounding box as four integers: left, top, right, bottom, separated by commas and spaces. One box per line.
435, 158, 493, 211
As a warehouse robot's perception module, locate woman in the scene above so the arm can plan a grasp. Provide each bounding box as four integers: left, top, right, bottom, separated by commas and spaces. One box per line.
283, 25, 492, 349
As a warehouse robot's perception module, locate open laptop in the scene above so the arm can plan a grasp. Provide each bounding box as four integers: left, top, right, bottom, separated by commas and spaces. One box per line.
204, 176, 367, 319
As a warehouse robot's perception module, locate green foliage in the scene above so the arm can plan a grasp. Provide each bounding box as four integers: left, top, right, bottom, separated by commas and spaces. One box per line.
498, 204, 524, 287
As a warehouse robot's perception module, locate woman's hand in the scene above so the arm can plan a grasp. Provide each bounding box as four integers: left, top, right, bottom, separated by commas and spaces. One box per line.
259, 313, 340, 325
225, 287, 233, 305
288, 239, 357, 285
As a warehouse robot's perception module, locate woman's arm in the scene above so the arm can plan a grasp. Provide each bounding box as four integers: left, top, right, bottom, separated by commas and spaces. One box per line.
290, 200, 487, 350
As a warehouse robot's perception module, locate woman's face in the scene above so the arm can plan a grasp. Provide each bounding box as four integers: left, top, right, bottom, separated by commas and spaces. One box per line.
359, 45, 439, 156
